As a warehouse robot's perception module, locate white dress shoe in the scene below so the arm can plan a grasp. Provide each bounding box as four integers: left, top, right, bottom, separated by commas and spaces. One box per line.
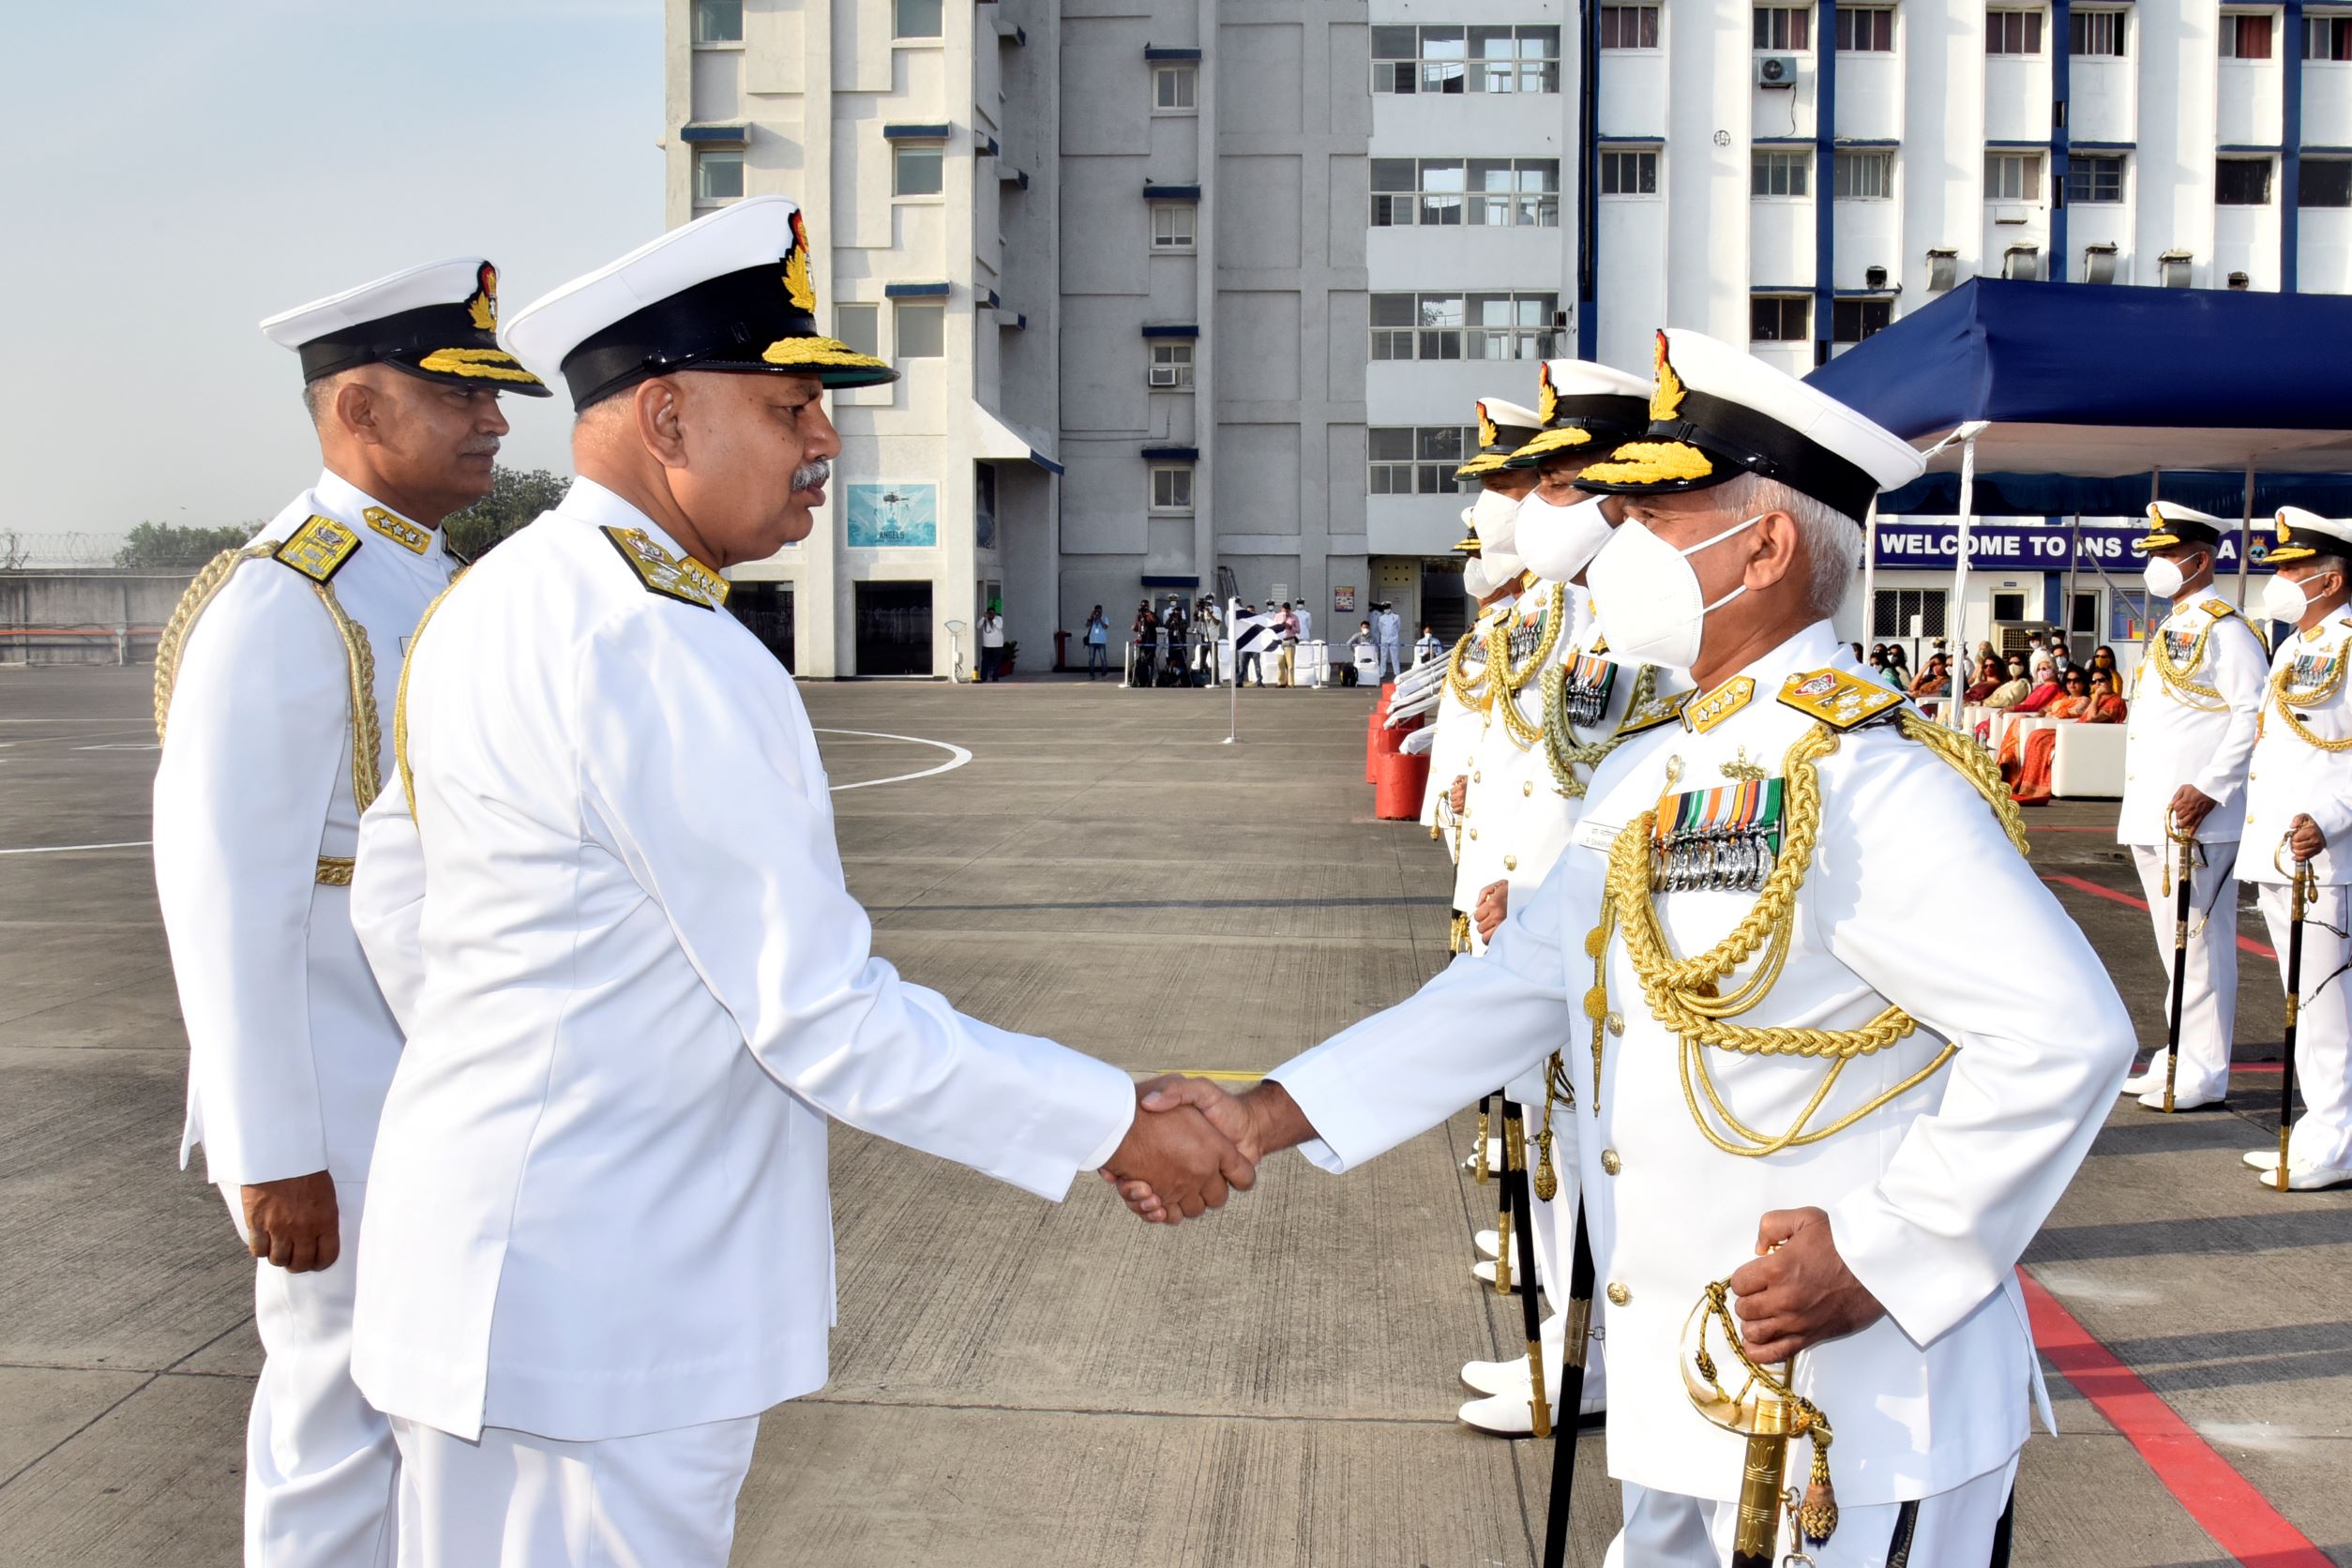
1475, 1229, 1501, 1259
1461, 1353, 1528, 1397
1471, 1259, 1530, 1289
1459, 1139, 1505, 1173
2257, 1162, 2352, 1191
1457, 1384, 1608, 1438
2137, 1087, 2226, 1111
2119, 1059, 2168, 1097
2245, 1147, 2284, 1170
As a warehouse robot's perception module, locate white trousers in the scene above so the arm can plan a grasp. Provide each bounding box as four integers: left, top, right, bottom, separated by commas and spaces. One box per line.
2131, 842, 2239, 1101
1605, 1455, 2016, 1567
2254, 881, 2352, 1171
390, 1415, 761, 1568
221, 1179, 399, 1568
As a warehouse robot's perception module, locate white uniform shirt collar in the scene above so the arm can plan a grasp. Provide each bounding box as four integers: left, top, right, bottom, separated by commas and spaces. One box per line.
557, 475, 708, 573
315, 468, 448, 566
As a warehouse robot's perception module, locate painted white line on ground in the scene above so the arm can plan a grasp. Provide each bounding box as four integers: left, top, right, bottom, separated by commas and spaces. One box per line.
0, 839, 152, 857
0, 731, 969, 853
814, 728, 973, 792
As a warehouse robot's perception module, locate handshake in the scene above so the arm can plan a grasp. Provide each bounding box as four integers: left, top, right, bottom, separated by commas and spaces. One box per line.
1097, 1076, 1309, 1225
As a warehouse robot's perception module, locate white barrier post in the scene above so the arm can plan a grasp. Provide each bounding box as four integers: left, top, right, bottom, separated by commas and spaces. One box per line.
1223, 595, 1241, 745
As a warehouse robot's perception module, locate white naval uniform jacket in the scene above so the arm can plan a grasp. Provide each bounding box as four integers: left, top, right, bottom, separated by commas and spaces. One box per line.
1454, 593, 1528, 921
153, 470, 456, 1186
2234, 610, 2352, 886
346, 478, 1137, 1443
2118, 588, 2266, 847
1272, 620, 2133, 1505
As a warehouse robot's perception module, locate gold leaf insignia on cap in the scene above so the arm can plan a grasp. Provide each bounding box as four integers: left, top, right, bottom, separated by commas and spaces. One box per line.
1536, 363, 1558, 428
784, 209, 818, 314
2280, 517, 2296, 543
1477, 402, 1499, 451
1579, 441, 1713, 485
467, 262, 499, 331
1650, 329, 1685, 422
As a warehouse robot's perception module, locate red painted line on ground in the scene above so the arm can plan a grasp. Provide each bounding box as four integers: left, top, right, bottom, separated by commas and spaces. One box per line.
2020, 1268, 2331, 1567
2042, 873, 2277, 959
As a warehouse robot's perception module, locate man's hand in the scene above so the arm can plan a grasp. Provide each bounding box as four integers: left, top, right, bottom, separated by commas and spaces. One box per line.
1108, 1078, 1318, 1224
240, 1172, 340, 1274
1725, 1208, 1884, 1364
2290, 812, 2326, 865
1099, 1088, 1254, 1225
2168, 785, 2219, 837
1449, 776, 1469, 815
1473, 879, 1509, 942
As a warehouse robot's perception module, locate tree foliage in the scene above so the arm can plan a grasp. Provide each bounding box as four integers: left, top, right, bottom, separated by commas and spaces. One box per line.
444, 466, 571, 560
114, 521, 256, 568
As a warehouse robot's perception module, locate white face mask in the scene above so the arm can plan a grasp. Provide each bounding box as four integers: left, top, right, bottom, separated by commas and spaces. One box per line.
2262, 570, 2315, 624
2142, 556, 2187, 600
1517, 493, 1615, 584
1470, 486, 1526, 552
1462, 559, 1493, 600
1478, 543, 1527, 585
1585, 513, 1765, 674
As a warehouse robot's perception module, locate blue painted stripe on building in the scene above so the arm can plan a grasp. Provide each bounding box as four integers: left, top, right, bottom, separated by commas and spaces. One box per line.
680, 123, 747, 143
1597, 134, 1662, 144
1140, 324, 1200, 339
1834, 137, 1901, 147
2052, 0, 2071, 281
882, 123, 953, 141
1143, 184, 1201, 200
1986, 138, 2052, 148
1029, 452, 1064, 475
1576, 0, 1599, 359
883, 281, 952, 298
2217, 143, 2284, 153
1143, 45, 1202, 60
1816, 0, 1837, 369
2073, 140, 2138, 150
2288, 0, 2308, 292
1141, 446, 1199, 460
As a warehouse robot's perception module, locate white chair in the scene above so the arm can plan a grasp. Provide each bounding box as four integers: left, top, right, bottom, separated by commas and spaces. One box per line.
2050, 723, 2128, 798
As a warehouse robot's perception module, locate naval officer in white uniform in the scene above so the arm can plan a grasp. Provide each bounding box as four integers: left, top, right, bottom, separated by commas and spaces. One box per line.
344, 197, 1250, 1566
2233, 508, 2352, 1190
152, 257, 551, 1566
1127, 330, 2134, 1564
2118, 502, 2267, 1110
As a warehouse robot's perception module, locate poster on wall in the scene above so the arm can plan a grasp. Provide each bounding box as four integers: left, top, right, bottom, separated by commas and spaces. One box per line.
845, 483, 939, 548
1333, 585, 1356, 612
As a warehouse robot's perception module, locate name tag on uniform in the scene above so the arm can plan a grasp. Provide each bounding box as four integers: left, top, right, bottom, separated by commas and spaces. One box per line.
1575, 816, 1625, 852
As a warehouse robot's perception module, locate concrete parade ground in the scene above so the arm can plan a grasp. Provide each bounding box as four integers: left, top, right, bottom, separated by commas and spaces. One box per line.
2, 663, 2348, 1567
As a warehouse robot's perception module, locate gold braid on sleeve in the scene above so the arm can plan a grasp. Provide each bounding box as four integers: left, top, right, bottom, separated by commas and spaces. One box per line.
1598, 722, 1954, 1156
310, 582, 383, 815
393, 573, 469, 827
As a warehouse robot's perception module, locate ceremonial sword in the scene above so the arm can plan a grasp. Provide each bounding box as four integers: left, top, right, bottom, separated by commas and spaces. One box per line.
2162, 816, 2197, 1113
2276, 837, 2314, 1191
1540, 1203, 1595, 1568
1501, 1104, 1552, 1440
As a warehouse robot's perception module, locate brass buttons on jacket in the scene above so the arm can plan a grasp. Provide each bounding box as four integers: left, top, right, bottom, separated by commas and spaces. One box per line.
1600, 1149, 1621, 1175
1606, 1282, 1631, 1306
1504, 854, 1518, 870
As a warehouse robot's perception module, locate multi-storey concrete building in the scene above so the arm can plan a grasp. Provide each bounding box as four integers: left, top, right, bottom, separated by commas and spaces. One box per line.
668, 0, 2351, 675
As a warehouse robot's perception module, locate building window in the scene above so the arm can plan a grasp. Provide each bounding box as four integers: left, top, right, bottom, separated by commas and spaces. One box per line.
893, 143, 944, 198
1150, 466, 1194, 512
694, 150, 745, 202
1752, 149, 1811, 198
837, 304, 880, 359
1600, 6, 1661, 49
1149, 341, 1195, 389
2065, 154, 2126, 204
1833, 149, 1892, 199
1832, 297, 1892, 343
2070, 9, 2126, 57
1368, 427, 1479, 495
2220, 12, 2274, 59
1985, 8, 2043, 54
1600, 147, 1660, 195
1750, 294, 1812, 343
2308, 16, 2352, 60
1370, 293, 1558, 360
1371, 24, 1560, 94
1834, 7, 1894, 51
2217, 156, 2274, 205
1754, 6, 1811, 50
895, 300, 945, 359
692, 0, 743, 43
1151, 204, 1197, 249
1873, 588, 1948, 639
893, 0, 942, 39
1154, 64, 1198, 110
1372, 158, 1559, 227
2301, 158, 2352, 207
1984, 151, 2043, 201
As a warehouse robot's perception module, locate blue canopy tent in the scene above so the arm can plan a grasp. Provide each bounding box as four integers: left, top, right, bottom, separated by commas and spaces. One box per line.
1805, 279, 2352, 717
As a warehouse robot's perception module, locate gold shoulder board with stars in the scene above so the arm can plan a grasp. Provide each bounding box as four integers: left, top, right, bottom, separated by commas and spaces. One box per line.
1687, 676, 1756, 733
363, 505, 431, 554
601, 526, 729, 611
2199, 599, 2238, 620
1778, 667, 1906, 731
272, 515, 361, 583
1614, 688, 1691, 738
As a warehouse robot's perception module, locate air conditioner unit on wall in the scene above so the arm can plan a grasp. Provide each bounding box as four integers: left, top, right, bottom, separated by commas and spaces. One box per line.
1756, 55, 1798, 88
1150, 366, 1180, 387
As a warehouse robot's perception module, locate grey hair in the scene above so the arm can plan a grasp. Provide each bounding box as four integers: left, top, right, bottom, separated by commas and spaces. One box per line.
1721, 472, 1862, 619
301, 370, 353, 428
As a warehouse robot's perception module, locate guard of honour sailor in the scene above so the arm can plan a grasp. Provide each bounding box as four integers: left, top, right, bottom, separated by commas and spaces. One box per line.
1127, 330, 2137, 1564
152, 256, 551, 1566
2118, 501, 2267, 1111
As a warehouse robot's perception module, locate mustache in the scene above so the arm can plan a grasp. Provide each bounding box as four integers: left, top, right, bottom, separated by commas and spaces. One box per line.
791, 457, 832, 492
460, 439, 501, 457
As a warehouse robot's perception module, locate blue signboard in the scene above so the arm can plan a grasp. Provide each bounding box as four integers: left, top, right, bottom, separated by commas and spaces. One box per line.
1871, 520, 2279, 573
845, 483, 939, 549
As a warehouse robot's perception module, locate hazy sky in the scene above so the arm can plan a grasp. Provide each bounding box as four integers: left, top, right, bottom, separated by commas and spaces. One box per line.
0, 1, 662, 549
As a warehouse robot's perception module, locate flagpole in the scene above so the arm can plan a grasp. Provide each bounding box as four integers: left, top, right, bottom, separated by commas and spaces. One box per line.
1223, 595, 1240, 746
